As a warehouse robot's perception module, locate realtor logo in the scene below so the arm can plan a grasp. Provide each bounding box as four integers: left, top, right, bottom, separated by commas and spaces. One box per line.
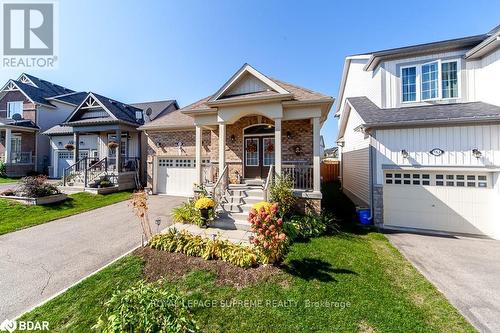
1, 0, 58, 68
0, 319, 16, 332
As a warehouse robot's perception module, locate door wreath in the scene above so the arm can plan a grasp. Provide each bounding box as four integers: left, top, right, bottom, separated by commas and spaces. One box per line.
265, 141, 274, 153
246, 140, 257, 153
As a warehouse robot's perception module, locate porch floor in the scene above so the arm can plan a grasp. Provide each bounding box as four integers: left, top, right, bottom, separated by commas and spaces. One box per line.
168, 223, 254, 245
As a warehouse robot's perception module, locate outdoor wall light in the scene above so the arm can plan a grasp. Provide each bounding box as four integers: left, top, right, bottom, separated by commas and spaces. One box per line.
472, 148, 482, 158
58, 141, 63, 146
401, 149, 409, 159
156, 141, 163, 148
286, 131, 293, 139
230, 134, 236, 143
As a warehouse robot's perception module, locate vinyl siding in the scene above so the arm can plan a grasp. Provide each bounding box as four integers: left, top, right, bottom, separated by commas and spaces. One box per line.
341, 109, 370, 205
467, 47, 500, 106
373, 124, 500, 185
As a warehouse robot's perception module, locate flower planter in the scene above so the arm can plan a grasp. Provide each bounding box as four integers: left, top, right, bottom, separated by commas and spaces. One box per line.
0, 193, 68, 205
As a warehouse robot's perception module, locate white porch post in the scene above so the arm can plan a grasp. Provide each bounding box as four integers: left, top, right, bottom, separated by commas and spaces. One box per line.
274, 118, 282, 176
4, 128, 12, 163
312, 117, 321, 192
218, 122, 226, 178
195, 125, 202, 185
73, 132, 80, 167
116, 129, 122, 172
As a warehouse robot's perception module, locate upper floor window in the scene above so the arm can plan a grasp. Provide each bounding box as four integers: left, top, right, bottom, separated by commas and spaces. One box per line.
400, 59, 460, 103
421, 61, 438, 100
7, 101, 23, 119
135, 110, 143, 120
442, 61, 458, 98
401, 67, 417, 102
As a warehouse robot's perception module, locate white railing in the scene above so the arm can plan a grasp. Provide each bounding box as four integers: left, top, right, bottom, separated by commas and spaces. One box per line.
10, 152, 33, 164
201, 162, 215, 184
282, 164, 314, 190
211, 164, 228, 209
263, 164, 274, 201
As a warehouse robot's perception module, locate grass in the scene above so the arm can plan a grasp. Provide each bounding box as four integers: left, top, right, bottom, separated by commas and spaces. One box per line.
0, 176, 19, 184
18, 239, 475, 332
0, 191, 132, 235
17, 183, 475, 332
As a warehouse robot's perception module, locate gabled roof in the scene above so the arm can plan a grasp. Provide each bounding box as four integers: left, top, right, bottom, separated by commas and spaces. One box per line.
46, 91, 88, 106
138, 109, 195, 130
208, 63, 290, 103
130, 100, 179, 122
345, 97, 500, 129
65, 92, 144, 126
0, 73, 77, 107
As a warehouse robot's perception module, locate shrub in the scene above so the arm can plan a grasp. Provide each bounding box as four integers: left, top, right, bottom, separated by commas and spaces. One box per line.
150, 229, 259, 268
17, 176, 59, 198
283, 212, 339, 240
171, 201, 203, 226
248, 202, 288, 264
194, 197, 215, 210
93, 281, 198, 333
269, 175, 296, 217
0, 161, 6, 177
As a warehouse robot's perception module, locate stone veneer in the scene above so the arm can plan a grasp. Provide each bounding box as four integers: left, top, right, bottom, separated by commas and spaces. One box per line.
373, 185, 384, 226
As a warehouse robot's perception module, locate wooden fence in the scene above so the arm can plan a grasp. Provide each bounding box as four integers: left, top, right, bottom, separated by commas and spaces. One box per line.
321, 161, 340, 182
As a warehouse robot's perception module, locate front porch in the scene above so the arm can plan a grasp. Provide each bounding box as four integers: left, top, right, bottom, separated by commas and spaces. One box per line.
0, 127, 36, 177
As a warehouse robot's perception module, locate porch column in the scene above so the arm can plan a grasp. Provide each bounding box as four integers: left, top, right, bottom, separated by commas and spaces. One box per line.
195, 125, 202, 185
218, 122, 226, 179
73, 132, 80, 168
4, 128, 12, 163
116, 129, 122, 172
312, 117, 321, 192
274, 118, 282, 176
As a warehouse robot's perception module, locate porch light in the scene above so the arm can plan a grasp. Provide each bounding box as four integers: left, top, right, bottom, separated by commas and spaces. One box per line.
58, 141, 63, 146
286, 131, 292, 139
472, 149, 482, 158
401, 149, 409, 159
230, 134, 236, 143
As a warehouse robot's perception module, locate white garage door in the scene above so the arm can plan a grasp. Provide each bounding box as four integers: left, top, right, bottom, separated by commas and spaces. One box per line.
383, 170, 495, 236
157, 158, 200, 197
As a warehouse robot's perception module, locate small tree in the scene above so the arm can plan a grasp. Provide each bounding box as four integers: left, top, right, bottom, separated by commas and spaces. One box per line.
130, 190, 153, 241
269, 175, 297, 218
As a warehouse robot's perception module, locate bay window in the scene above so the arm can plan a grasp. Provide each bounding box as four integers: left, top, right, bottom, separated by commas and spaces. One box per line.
400, 59, 459, 103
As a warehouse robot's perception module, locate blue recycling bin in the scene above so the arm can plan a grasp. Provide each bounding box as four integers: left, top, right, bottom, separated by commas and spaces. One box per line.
357, 209, 372, 225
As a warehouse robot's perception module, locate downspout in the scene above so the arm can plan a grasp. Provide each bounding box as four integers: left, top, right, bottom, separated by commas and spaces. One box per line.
367, 130, 376, 223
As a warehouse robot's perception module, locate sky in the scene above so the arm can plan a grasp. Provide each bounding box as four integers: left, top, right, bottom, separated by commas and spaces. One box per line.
1, 0, 499, 147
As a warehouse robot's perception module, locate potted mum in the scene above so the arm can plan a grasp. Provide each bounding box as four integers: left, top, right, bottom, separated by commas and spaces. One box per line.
194, 197, 215, 228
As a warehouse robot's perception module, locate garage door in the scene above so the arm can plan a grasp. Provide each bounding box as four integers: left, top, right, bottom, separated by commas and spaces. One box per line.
383, 170, 494, 236
157, 158, 204, 197
57, 151, 74, 178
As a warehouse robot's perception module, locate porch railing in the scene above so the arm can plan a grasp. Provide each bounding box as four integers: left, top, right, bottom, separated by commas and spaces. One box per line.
10, 152, 33, 164
263, 164, 275, 201
282, 164, 314, 190
86, 157, 109, 186
63, 157, 88, 186
211, 164, 228, 210
201, 162, 215, 184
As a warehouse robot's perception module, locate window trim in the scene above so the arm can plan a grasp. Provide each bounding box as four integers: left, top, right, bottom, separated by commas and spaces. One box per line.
400, 58, 461, 104
7, 101, 23, 119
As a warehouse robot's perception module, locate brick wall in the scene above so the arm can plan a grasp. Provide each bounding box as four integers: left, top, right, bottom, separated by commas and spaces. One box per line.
0, 91, 36, 121
282, 119, 313, 165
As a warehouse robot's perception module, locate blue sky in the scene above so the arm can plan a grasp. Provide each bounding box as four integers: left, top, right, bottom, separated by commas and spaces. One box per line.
1, 0, 499, 147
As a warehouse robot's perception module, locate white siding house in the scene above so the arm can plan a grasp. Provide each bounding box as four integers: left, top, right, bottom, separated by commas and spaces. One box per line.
337, 25, 500, 240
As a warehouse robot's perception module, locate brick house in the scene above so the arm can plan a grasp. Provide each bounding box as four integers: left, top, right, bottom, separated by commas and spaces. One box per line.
140, 64, 333, 218
0, 74, 79, 176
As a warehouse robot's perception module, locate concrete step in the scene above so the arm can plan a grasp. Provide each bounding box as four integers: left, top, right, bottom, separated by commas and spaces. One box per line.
243, 179, 265, 186
223, 195, 263, 205
213, 217, 252, 231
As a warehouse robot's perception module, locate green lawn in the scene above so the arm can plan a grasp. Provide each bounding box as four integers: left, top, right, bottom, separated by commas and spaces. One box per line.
18, 232, 474, 332
0, 191, 132, 235
0, 176, 19, 184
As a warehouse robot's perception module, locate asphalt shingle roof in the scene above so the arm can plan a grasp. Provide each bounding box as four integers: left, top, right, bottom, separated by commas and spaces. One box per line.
347, 97, 500, 128
0, 117, 39, 130
49, 92, 88, 106
130, 100, 178, 122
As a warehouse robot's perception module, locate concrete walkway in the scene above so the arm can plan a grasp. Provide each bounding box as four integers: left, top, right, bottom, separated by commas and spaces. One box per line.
0, 195, 184, 321
387, 232, 500, 333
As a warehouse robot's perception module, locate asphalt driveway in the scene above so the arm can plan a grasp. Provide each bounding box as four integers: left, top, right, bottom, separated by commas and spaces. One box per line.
0, 194, 184, 321
387, 232, 500, 333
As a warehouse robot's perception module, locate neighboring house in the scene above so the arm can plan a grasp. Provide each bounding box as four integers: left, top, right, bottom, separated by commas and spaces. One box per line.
43, 93, 178, 189
323, 147, 338, 160
336, 25, 500, 239
0, 73, 79, 176
140, 64, 333, 212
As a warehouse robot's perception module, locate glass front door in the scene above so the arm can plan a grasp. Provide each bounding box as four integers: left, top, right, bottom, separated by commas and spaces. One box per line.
244, 136, 274, 178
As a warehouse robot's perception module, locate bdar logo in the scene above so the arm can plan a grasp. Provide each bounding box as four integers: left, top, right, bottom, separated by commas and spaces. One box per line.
0, 319, 16, 333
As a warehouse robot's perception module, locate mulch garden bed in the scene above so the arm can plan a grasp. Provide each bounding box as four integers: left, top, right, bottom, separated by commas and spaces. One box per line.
135, 247, 284, 289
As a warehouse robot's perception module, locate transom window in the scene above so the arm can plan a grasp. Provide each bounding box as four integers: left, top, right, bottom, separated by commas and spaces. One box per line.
7, 101, 23, 118
400, 59, 460, 103
385, 172, 489, 188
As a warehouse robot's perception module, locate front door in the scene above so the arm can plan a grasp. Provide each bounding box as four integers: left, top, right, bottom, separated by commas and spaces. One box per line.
244, 136, 275, 178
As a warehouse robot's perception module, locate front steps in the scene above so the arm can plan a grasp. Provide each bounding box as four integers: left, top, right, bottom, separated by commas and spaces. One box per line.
214, 179, 265, 231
